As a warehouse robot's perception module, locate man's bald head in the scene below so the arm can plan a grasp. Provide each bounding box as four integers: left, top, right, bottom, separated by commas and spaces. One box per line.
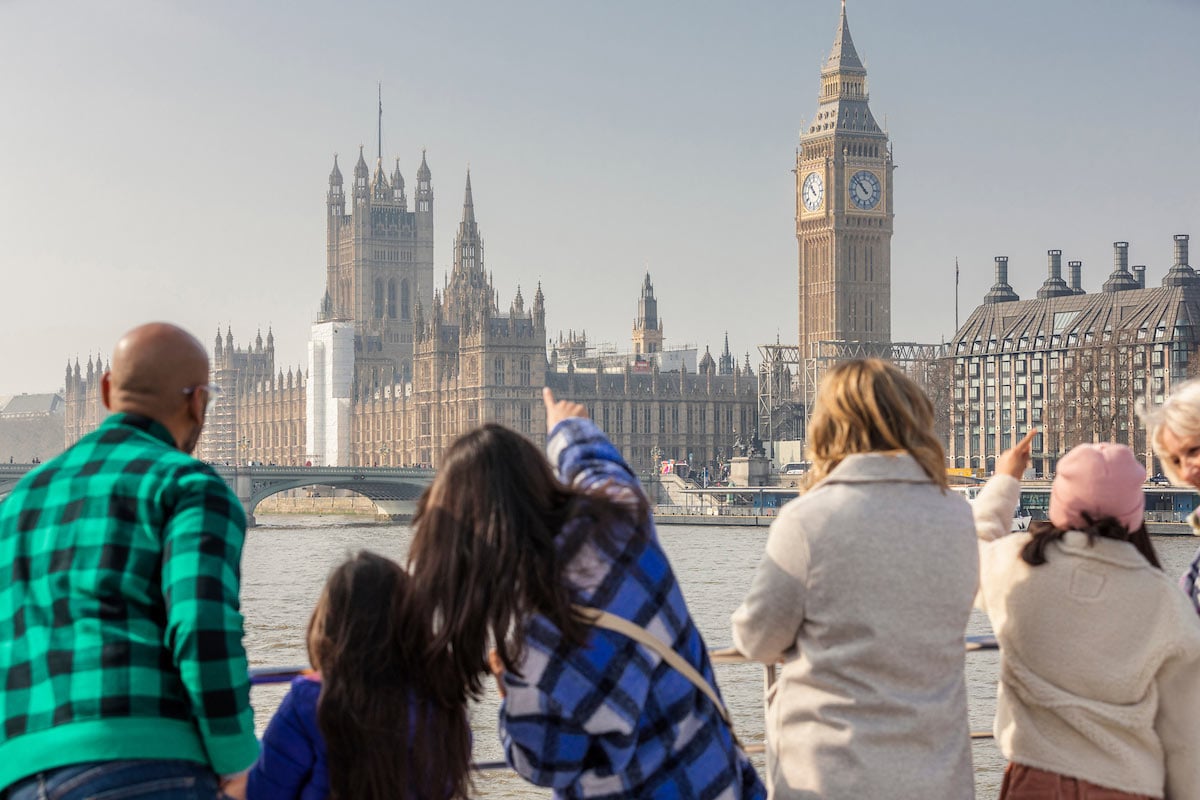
102, 323, 211, 450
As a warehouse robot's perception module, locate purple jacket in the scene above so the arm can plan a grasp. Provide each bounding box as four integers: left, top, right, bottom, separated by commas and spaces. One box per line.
247, 675, 329, 800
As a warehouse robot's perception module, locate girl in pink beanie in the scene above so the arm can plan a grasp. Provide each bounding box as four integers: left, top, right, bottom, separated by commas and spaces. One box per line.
973, 438, 1200, 800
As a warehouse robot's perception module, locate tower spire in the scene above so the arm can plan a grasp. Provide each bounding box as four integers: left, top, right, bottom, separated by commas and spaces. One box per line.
825, 0, 864, 73
377, 82, 382, 161
462, 170, 475, 225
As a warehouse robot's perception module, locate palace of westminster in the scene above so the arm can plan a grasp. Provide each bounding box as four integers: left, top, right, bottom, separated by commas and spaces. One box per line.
53, 4, 1200, 479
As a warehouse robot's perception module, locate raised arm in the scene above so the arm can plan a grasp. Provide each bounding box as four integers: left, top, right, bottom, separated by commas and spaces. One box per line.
974, 430, 1036, 543
543, 387, 643, 503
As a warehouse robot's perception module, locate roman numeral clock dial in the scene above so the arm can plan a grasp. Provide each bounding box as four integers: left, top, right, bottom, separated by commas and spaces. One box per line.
849, 170, 881, 210
802, 172, 824, 212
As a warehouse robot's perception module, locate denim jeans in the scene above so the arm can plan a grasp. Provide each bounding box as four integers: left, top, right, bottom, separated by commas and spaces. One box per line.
5, 760, 221, 800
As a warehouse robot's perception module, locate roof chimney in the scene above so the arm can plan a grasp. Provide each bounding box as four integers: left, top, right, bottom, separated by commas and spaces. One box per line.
1037, 248, 1072, 299
1163, 233, 1200, 287
1068, 260, 1084, 294
1102, 241, 1139, 293
1132, 265, 1146, 289
984, 256, 1020, 304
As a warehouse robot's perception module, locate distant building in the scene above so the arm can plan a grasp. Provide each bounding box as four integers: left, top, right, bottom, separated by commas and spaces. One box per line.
64, 152, 754, 475
946, 237, 1200, 475
1, 392, 65, 463
795, 1, 894, 394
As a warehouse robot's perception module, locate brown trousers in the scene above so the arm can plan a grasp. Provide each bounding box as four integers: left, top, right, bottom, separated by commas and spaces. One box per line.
999, 763, 1156, 800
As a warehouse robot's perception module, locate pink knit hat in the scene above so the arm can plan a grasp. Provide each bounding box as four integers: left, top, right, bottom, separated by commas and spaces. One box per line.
1049, 443, 1145, 532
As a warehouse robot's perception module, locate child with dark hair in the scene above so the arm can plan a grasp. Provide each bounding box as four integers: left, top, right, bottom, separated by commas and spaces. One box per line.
246, 551, 470, 800
974, 441, 1200, 799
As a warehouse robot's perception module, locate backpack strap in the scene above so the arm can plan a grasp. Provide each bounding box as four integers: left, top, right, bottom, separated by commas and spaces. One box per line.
572, 604, 733, 730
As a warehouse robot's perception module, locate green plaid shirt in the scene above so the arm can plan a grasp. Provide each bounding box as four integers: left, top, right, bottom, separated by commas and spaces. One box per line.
0, 412, 258, 788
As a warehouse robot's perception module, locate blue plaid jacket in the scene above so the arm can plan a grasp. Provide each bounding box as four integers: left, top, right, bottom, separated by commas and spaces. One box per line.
499, 417, 765, 799
1184, 511, 1200, 614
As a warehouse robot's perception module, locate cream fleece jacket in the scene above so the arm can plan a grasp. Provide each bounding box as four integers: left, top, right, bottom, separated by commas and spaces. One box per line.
974, 475, 1200, 799
732, 453, 978, 800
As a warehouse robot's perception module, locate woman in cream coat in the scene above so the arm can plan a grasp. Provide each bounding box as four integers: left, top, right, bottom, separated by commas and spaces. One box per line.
973, 441, 1200, 799
731, 359, 979, 800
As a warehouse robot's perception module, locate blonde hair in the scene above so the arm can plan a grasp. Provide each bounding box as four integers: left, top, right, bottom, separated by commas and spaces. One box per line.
1141, 377, 1200, 484
805, 358, 948, 489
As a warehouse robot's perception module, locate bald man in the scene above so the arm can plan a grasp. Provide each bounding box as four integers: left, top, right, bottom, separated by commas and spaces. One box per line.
0, 323, 258, 800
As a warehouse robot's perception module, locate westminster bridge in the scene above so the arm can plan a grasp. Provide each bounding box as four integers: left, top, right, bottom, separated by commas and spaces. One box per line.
0, 463, 435, 526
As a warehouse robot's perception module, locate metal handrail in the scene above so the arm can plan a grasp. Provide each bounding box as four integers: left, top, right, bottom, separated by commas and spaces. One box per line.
250, 634, 1000, 770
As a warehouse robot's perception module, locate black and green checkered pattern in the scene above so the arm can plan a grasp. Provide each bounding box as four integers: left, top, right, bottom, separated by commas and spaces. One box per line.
0, 412, 258, 789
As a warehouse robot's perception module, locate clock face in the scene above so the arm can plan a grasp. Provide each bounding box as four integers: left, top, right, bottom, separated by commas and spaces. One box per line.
849, 170, 881, 210
802, 172, 824, 211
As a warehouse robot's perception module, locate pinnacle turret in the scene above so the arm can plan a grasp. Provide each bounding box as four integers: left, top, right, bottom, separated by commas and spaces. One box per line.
372, 158, 390, 200
328, 154, 343, 186
391, 158, 406, 207
352, 146, 370, 202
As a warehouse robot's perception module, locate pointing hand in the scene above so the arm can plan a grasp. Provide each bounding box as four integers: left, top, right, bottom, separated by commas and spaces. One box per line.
543, 387, 588, 433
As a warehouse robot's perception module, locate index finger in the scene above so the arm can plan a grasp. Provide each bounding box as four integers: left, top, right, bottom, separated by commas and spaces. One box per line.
1017, 429, 1037, 452
543, 386, 556, 409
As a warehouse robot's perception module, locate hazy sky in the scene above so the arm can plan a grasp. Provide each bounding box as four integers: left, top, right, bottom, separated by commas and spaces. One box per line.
2, 0, 1198, 396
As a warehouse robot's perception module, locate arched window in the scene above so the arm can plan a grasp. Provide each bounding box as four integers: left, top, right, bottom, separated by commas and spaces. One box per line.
402, 361, 412, 384
387, 279, 397, 319
401, 280, 411, 321
374, 279, 384, 318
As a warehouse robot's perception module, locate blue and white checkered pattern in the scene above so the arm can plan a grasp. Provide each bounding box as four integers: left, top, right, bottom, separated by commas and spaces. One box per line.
499, 417, 765, 799
1184, 512, 1200, 615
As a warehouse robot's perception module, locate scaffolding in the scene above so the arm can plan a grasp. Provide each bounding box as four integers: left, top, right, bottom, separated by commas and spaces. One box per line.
757, 340, 950, 445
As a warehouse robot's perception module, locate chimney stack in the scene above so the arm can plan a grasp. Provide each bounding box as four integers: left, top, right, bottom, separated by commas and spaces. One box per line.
984, 256, 1020, 304
1114, 241, 1129, 274
1163, 233, 1200, 287
1068, 260, 1084, 294
1037, 249, 1072, 299
1132, 265, 1146, 289
1103, 242, 1140, 293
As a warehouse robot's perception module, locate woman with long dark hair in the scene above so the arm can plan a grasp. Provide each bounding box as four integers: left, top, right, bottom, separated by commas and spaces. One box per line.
408, 388, 764, 799
247, 551, 471, 800
973, 442, 1200, 799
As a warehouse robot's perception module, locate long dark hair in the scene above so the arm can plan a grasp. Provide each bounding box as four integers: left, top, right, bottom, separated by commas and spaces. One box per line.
1021, 515, 1162, 570
309, 551, 471, 800
407, 423, 642, 704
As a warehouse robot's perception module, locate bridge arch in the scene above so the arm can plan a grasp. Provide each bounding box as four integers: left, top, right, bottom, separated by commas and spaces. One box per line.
0, 465, 437, 527
215, 466, 435, 526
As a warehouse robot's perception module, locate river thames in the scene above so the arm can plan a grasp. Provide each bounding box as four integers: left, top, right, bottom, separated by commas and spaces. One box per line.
241, 516, 1199, 798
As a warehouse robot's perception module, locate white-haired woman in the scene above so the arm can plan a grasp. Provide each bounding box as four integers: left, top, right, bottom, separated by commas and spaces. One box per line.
1144, 377, 1200, 613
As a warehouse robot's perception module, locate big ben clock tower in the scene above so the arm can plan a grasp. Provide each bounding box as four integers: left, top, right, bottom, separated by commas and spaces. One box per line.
797, 0, 894, 366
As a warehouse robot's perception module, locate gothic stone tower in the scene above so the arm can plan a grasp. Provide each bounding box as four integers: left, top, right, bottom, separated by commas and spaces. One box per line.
632, 272, 664, 356
324, 147, 435, 390
796, 1, 894, 363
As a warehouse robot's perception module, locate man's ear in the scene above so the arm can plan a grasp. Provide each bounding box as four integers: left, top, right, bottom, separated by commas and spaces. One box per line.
100, 372, 113, 411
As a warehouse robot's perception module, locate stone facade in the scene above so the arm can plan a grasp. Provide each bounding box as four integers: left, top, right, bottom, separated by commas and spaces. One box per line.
63, 357, 107, 448
62, 154, 756, 474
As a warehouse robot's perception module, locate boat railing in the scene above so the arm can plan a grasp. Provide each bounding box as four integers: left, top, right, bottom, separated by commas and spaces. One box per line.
249, 634, 1000, 770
